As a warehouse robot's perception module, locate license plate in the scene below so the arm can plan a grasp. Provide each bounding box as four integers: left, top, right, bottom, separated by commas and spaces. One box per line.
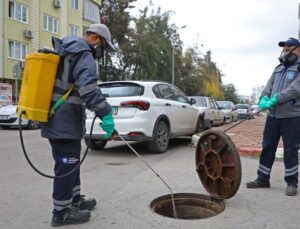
0, 115, 9, 120
112, 107, 118, 115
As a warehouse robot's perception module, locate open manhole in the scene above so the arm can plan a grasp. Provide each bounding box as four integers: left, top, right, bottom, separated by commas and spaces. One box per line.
150, 193, 225, 219
150, 130, 241, 219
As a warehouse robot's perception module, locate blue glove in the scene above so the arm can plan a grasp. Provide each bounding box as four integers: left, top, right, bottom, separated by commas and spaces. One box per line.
265, 93, 278, 109
99, 109, 115, 139
258, 96, 269, 110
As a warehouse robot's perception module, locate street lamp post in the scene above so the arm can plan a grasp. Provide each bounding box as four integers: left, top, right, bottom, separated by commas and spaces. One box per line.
171, 25, 187, 85
172, 45, 175, 85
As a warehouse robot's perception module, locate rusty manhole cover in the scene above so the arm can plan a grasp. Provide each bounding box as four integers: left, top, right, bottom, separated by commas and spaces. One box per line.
196, 129, 242, 199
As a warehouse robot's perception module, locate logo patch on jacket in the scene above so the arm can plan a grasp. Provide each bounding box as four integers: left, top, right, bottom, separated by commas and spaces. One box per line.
287, 71, 295, 80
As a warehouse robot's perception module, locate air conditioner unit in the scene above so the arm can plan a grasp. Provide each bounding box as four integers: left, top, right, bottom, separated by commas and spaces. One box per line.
53, 0, 61, 8
24, 29, 33, 38
20, 61, 25, 69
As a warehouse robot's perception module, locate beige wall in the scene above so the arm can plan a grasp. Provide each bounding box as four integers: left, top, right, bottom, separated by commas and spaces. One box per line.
68, 0, 83, 36
39, 0, 61, 49
93, 0, 102, 6
3, 0, 32, 79
1, 0, 101, 81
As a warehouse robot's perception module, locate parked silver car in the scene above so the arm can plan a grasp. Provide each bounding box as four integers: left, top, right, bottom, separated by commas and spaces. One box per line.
189, 96, 225, 127
236, 104, 253, 119
216, 101, 238, 123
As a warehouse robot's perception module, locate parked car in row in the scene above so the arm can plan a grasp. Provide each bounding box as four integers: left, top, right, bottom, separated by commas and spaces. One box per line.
236, 104, 253, 119
188, 96, 225, 127
85, 81, 205, 154
216, 101, 238, 123
0, 104, 40, 129
250, 104, 261, 116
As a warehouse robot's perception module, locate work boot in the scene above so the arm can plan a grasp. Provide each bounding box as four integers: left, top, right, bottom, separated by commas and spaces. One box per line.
73, 195, 97, 211
51, 207, 91, 227
286, 185, 297, 196
246, 179, 270, 188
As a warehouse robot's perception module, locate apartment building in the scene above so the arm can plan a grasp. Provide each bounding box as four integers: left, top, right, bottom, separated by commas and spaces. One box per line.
0, 0, 102, 101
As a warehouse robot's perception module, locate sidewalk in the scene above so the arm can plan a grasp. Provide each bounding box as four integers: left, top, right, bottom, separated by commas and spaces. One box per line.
192, 114, 284, 158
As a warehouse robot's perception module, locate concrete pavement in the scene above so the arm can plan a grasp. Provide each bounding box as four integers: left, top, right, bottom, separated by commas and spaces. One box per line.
1, 135, 299, 229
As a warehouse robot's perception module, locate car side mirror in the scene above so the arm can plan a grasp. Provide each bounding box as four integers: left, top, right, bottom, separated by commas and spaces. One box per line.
189, 98, 196, 105
233, 107, 237, 111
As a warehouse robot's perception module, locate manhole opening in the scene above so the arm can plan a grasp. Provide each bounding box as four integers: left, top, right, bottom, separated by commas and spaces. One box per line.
150, 193, 225, 220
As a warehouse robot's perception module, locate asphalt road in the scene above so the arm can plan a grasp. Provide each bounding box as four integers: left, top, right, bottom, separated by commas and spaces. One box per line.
1, 127, 300, 229
0, 127, 192, 228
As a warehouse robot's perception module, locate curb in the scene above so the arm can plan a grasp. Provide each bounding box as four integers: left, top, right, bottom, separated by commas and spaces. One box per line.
191, 134, 284, 158
238, 147, 262, 157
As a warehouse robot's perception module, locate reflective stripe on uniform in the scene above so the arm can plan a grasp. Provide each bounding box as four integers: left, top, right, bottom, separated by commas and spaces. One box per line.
61, 56, 71, 82
73, 185, 80, 193
78, 83, 97, 96
285, 165, 298, 176
258, 164, 271, 175
90, 101, 108, 112
53, 198, 72, 211
52, 93, 83, 105
73, 185, 81, 196
55, 79, 74, 91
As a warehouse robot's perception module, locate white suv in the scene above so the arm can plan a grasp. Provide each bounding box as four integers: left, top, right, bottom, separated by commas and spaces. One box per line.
84, 81, 202, 153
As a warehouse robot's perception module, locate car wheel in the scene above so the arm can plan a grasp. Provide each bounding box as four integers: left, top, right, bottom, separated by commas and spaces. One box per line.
84, 138, 107, 150
148, 121, 169, 154
205, 121, 212, 130
27, 121, 40, 129
195, 116, 204, 133
231, 116, 234, 122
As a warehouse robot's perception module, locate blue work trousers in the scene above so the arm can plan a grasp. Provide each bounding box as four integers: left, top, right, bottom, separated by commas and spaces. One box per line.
49, 139, 82, 216
257, 116, 300, 187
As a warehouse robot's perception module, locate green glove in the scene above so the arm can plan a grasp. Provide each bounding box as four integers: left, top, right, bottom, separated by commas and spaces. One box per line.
265, 93, 278, 109
258, 96, 269, 110
99, 109, 115, 139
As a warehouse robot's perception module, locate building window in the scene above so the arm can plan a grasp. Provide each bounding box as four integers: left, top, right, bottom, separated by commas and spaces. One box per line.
9, 0, 28, 23
83, 0, 100, 23
43, 14, 58, 34
71, 0, 79, 10
70, 25, 79, 36
8, 40, 28, 61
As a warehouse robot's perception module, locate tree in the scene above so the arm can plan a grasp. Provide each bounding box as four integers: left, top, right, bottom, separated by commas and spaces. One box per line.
129, 7, 179, 82
99, 0, 240, 101
100, 0, 137, 81
179, 46, 206, 95
222, 83, 239, 104
201, 51, 224, 99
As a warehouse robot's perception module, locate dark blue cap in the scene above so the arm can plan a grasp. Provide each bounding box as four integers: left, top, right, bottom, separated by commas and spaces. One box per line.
278, 37, 300, 47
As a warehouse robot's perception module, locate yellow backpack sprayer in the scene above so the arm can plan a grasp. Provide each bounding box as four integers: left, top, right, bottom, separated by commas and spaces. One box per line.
17, 49, 92, 179
17, 50, 75, 121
